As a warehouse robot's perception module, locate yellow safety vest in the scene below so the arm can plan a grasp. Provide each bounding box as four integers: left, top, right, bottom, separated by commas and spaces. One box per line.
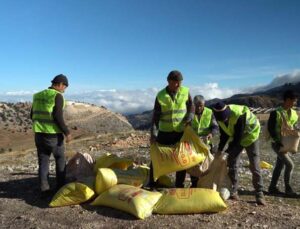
32, 88, 65, 133
275, 106, 298, 140
217, 104, 260, 147
157, 86, 189, 132
192, 107, 213, 136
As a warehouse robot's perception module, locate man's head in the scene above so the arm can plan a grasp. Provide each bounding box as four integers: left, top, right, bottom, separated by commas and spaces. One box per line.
212, 101, 231, 122
51, 74, 69, 93
167, 70, 183, 93
283, 90, 298, 109
194, 95, 205, 114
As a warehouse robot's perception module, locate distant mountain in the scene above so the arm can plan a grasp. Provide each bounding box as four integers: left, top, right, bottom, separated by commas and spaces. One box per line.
127, 82, 300, 130
126, 110, 153, 130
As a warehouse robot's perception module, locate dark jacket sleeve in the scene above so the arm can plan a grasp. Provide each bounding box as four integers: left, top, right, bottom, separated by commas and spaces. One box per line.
229, 113, 246, 148
53, 93, 70, 136
210, 114, 219, 135
151, 97, 161, 137
218, 127, 229, 151
219, 114, 246, 152
268, 110, 279, 142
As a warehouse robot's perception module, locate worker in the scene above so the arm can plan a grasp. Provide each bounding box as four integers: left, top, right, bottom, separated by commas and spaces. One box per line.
190, 95, 218, 187
31, 74, 71, 197
212, 101, 266, 205
268, 89, 298, 196
149, 70, 194, 188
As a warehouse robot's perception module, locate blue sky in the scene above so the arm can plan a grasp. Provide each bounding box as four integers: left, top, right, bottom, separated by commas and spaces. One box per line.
0, 0, 300, 113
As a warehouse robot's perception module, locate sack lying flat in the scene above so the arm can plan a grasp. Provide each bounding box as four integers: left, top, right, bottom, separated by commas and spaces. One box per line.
49, 182, 95, 207
91, 184, 162, 220
93, 153, 133, 173
150, 126, 209, 181
153, 188, 227, 214
95, 167, 149, 194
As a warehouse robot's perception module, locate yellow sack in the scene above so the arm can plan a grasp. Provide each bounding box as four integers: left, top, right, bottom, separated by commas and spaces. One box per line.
260, 161, 273, 170
154, 188, 227, 214
93, 153, 133, 173
157, 175, 174, 188
49, 182, 95, 207
136, 165, 174, 188
150, 126, 209, 181
95, 167, 149, 194
91, 184, 162, 220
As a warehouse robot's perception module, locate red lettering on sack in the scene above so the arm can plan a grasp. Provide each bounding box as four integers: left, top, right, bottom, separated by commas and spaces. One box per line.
176, 189, 191, 199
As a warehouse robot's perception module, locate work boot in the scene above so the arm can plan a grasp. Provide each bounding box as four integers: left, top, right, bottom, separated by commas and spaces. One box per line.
40, 189, 53, 199
268, 186, 281, 195
40, 182, 50, 192
256, 192, 266, 206
285, 187, 297, 197
230, 192, 239, 201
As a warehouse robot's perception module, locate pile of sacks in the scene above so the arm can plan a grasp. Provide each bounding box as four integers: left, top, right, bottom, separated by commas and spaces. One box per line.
49, 127, 231, 219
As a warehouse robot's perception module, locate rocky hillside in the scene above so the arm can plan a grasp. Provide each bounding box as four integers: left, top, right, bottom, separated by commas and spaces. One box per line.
0, 101, 133, 134
0, 102, 32, 133
127, 82, 300, 130
0, 101, 134, 153
64, 101, 133, 134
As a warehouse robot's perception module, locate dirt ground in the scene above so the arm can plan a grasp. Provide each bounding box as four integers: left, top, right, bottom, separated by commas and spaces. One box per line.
1, 132, 300, 229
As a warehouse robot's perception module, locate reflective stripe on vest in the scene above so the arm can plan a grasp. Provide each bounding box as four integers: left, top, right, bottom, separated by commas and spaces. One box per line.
157, 86, 189, 132
32, 88, 65, 133
217, 104, 260, 147
275, 107, 299, 139
192, 107, 212, 136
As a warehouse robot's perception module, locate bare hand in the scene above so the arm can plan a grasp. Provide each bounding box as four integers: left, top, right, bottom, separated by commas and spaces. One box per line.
65, 134, 72, 143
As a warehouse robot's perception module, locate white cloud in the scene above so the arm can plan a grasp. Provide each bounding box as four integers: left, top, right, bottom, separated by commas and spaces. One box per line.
255, 69, 300, 92
67, 88, 160, 114
1, 70, 298, 114
5, 91, 34, 96
0, 85, 236, 114
190, 83, 239, 100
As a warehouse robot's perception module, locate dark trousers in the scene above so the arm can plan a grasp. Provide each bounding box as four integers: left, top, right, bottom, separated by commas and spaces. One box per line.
149, 131, 186, 188
269, 143, 294, 191
35, 133, 66, 191
227, 140, 264, 194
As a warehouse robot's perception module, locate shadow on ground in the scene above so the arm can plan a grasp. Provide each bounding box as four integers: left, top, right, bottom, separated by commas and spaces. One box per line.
0, 173, 56, 208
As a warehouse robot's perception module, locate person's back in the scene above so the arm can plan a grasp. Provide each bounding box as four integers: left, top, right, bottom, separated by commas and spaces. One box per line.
31, 74, 71, 197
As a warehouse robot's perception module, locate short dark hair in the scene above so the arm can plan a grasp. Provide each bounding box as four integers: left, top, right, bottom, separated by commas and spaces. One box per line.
283, 90, 297, 101
167, 70, 183, 81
